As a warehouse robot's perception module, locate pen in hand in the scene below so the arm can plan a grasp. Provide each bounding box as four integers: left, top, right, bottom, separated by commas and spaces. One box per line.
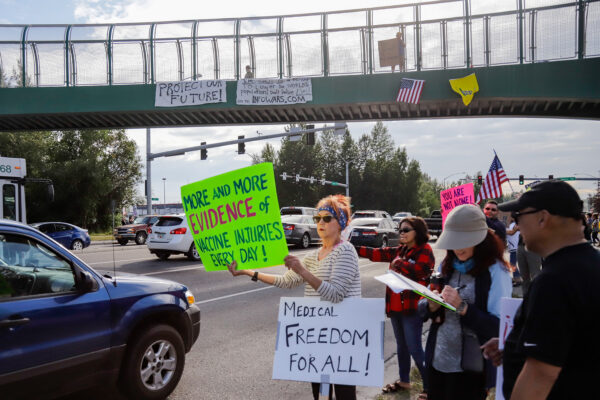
454, 284, 466, 291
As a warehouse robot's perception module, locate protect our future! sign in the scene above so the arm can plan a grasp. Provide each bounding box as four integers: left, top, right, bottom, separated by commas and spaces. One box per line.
155, 80, 227, 107
273, 297, 385, 387
440, 182, 475, 227
180, 163, 288, 271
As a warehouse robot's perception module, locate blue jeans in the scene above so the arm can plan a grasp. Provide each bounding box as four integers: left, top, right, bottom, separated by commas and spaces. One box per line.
390, 312, 428, 391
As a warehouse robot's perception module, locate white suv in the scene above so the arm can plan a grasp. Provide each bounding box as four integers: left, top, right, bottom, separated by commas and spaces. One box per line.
147, 215, 201, 261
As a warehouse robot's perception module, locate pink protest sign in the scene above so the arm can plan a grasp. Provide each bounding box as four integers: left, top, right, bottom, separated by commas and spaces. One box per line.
440, 183, 475, 228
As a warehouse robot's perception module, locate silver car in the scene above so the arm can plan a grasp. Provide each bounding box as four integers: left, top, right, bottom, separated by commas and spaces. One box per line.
282, 215, 321, 249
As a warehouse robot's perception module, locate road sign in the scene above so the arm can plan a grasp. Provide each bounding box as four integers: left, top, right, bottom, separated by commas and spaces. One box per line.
558, 177, 576, 181
152, 197, 159, 201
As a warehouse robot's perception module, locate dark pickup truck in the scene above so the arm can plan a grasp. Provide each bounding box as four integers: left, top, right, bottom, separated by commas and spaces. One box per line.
114, 215, 159, 245
423, 210, 443, 237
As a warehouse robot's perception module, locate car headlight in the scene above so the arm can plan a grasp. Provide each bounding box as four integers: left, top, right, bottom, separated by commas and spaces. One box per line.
184, 290, 195, 306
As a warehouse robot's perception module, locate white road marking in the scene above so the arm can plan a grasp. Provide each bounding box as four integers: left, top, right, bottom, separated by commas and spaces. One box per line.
87, 257, 155, 266
143, 266, 204, 275
195, 286, 275, 305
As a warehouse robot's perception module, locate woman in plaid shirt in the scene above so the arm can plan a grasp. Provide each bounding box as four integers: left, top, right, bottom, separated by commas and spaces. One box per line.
356, 217, 434, 398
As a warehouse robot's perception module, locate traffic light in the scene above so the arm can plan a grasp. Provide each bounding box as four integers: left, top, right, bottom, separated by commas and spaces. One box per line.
238, 135, 245, 154
201, 142, 207, 160
519, 175, 524, 185
548, 174, 554, 180
305, 124, 315, 145
477, 175, 483, 185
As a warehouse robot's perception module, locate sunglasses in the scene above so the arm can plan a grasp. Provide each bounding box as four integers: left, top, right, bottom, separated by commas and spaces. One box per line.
313, 215, 334, 223
399, 228, 414, 234
484, 207, 498, 212
511, 209, 539, 223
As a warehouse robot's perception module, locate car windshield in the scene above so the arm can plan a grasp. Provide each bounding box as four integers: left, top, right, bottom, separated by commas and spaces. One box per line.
353, 213, 375, 218
156, 217, 183, 226
281, 208, 303, 215
133, 217, 146, 224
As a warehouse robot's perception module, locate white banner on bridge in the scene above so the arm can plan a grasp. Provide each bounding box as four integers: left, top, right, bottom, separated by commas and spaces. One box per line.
273, 297, 385, 387
155, 80, 226, 107
236, 78, 312, 105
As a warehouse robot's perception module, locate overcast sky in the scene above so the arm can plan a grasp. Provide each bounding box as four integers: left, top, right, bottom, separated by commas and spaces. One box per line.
2, 0, 598, 207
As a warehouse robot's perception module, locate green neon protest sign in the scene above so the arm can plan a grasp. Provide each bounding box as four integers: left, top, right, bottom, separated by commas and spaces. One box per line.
180, 163, 288, 271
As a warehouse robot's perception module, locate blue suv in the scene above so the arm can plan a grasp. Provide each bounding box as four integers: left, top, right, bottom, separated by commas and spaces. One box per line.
0, 220, 200, 400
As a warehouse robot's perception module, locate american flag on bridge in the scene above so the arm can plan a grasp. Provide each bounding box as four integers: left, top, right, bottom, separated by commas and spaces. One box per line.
396, 78, 425, 104
476, 154, 509, 203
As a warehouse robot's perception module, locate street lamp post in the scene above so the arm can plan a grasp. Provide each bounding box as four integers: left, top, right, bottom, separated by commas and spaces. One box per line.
443, 172, 467, 188
162, 177, 166, 215
345, 160, 350, 197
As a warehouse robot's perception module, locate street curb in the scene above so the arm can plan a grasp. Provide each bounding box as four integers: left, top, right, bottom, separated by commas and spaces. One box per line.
91, 240, 114, 245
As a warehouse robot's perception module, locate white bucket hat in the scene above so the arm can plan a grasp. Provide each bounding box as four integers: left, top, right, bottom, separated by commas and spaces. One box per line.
435, 204, 488, 250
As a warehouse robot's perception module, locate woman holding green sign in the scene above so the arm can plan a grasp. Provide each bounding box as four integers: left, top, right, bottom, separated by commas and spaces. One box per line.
227, 194, 360, 400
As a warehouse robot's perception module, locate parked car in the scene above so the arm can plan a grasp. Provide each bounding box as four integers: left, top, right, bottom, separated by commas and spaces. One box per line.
114, 214, 159, 245
351, 210, 393, 220
147, 214, 200, 261
348, 217, 400, 248
282, 215, 322, 249
30, 222, 91, 250
0, 219, 200, 400
423, 210, 443, 237
392, 211, 413, 224
280, 206, 317, 216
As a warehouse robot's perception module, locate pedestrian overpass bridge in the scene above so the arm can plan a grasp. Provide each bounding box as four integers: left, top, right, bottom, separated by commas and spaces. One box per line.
1, 0, 599, 131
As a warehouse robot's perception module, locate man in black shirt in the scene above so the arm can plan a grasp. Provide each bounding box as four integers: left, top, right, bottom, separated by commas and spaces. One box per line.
483, 200, 506, 242
486, 180, 600, 399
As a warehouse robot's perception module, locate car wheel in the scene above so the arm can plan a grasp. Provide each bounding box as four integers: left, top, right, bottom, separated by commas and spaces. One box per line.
156, 252, 170, 260
119, 324, 185, 400
187, 243, 201, 261
135, 231, 147, 245
299, 233, 311, 249
118, 239, 129, 246
381, 237, 388, 248
71, 239, 84, 251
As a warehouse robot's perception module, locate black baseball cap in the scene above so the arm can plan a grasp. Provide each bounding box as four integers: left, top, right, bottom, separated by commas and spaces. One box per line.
498, 180, 583, 219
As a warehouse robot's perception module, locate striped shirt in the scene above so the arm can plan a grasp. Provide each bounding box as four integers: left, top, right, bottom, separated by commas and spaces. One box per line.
273, 241, 361, 303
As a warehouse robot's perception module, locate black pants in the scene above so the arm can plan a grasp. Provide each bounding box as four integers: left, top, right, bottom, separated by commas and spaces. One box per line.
311, 383, 356, 400
427, 366, 486, 400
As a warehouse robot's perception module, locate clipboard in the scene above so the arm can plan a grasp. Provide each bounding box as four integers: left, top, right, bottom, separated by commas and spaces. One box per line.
374, 270, 457, 312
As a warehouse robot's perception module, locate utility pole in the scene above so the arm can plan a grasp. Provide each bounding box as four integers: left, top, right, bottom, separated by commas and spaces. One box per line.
345, 161, 350, 197
162, 177, 166, 215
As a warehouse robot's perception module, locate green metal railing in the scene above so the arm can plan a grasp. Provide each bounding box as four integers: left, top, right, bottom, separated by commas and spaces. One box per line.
0, 0, 598, 88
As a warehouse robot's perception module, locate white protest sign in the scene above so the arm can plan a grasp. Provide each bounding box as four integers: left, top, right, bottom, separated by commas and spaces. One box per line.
273, 297, 385, 387
495, 297, 522, 400
237, 78, 312, 105
155, 80, 226, 107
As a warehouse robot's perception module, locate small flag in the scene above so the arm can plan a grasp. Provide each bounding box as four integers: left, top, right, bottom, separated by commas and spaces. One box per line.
449, 73, 479, 106
476, 153, 509, 203
396, 78, 425, 104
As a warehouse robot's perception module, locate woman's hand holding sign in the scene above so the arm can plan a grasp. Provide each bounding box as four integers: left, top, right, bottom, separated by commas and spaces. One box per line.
226, 260, 244, 276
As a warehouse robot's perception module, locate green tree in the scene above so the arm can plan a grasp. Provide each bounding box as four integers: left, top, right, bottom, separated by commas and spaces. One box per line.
0, 129, 142, 231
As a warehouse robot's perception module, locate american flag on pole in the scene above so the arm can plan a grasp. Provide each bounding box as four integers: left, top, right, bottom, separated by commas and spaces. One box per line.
396, 78, 425, 104
476, 154, 509, 203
